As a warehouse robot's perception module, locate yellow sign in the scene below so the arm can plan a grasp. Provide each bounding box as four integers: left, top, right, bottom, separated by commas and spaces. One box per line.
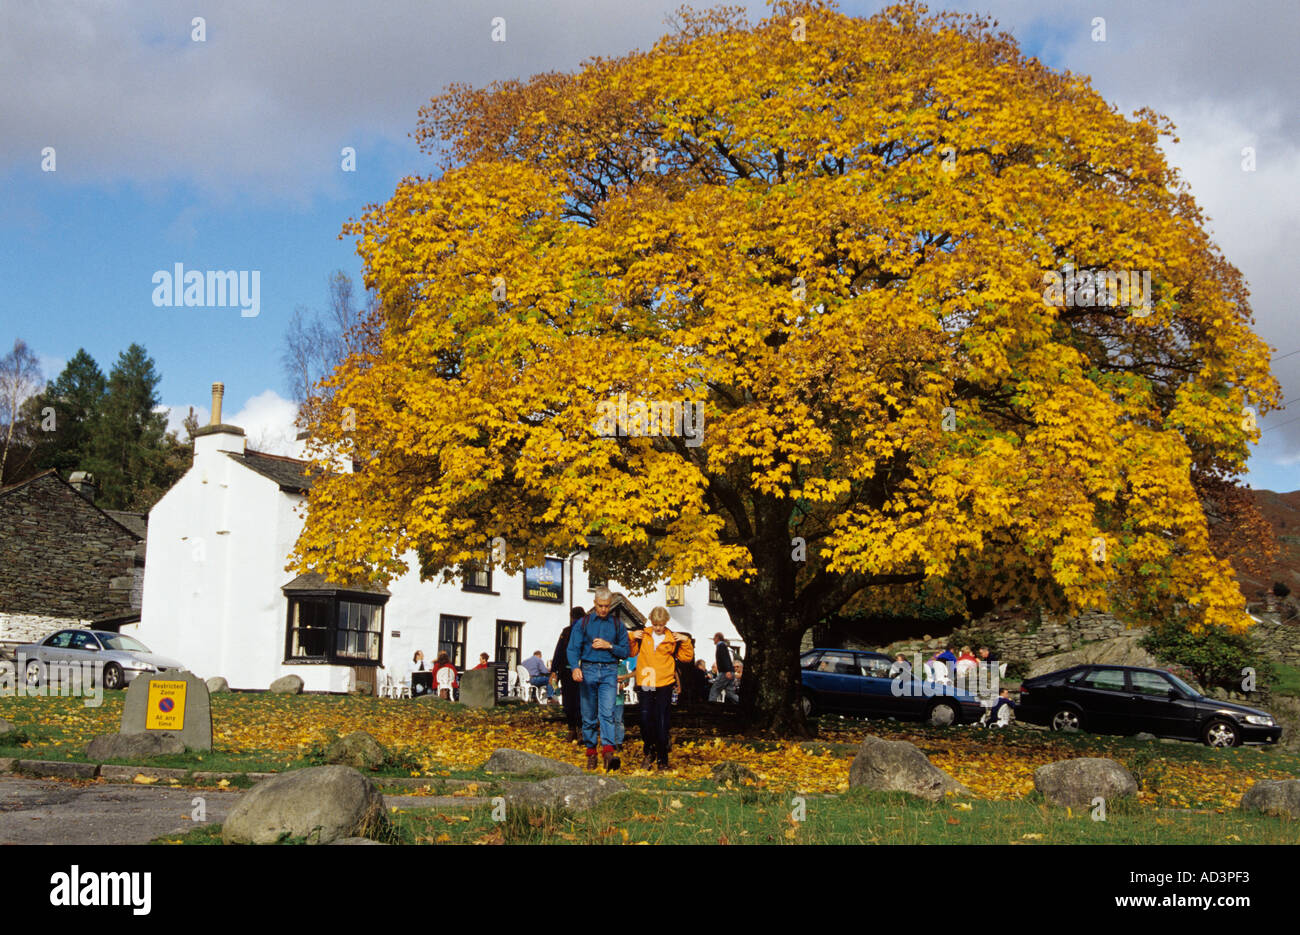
145, 680, 187, 731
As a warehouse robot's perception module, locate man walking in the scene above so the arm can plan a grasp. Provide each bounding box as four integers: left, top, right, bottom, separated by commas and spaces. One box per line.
709, 632, 737, 703
567, 588, 630, 770
552, 607, 585, 741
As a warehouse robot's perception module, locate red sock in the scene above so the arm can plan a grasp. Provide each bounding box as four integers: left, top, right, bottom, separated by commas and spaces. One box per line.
586, 748, 596, 756
602, 745, 613, 753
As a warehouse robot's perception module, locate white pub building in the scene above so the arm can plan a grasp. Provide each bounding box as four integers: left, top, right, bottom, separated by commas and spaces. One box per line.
126, 384, 740, 694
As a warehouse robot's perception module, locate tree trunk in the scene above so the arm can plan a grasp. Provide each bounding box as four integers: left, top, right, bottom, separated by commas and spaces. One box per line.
735, 609, 812, 737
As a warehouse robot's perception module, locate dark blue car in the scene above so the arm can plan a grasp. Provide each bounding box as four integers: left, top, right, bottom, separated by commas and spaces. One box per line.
799, 648, 987, 726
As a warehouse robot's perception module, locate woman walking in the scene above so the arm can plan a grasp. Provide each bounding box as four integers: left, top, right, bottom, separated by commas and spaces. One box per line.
633, 607, 694, 770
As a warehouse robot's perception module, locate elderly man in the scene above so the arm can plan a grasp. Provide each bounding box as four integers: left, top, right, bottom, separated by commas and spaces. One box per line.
567, 587, 631, 770
522, 650, 555, 701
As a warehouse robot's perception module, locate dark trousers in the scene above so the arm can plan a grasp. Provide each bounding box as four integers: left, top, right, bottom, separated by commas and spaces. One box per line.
638, 685, 675, 764
559, 676, 581, 730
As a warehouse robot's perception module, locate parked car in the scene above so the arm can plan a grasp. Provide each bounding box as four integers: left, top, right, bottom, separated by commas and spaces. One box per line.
18, 629, 185, 691
799, 648, 987, 726
1017, 664, 1282, 747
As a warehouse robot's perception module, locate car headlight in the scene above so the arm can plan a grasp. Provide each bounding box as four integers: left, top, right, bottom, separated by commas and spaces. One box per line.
1244, 715, 1274, 726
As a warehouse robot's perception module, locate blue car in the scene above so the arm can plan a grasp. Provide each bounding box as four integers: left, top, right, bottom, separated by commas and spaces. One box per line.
799, 648, 987, 726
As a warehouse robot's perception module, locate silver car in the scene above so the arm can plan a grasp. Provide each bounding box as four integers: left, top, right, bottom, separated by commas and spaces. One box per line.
18, 629, 184, 691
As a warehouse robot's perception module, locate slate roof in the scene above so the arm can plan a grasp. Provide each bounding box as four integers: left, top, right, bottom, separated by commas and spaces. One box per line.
226, 449, 315, 494
281, 572, 391, 596
104, 510, 147, 538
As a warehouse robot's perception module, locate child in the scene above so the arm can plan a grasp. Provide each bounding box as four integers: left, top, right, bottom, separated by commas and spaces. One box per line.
982, 688, 1016, 727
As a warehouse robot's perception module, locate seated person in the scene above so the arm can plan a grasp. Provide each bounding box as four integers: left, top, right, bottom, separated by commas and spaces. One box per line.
522, 650, 555, 700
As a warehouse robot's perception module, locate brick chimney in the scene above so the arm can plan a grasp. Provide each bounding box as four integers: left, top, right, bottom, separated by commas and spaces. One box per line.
192, 380, 246, 457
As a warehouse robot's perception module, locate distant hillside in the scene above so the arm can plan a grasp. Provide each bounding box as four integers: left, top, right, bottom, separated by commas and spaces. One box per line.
1238, 488, 1300, 601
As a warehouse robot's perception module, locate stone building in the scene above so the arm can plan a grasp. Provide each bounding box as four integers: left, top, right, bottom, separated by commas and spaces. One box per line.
0, 469, 146, 645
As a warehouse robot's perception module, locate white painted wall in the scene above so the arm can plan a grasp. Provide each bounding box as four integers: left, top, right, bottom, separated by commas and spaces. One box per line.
134, 428, 743, 693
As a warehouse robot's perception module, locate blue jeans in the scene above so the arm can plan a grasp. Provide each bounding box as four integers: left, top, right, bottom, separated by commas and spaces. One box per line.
579, 662, 618, 749
529, 675, 555, 699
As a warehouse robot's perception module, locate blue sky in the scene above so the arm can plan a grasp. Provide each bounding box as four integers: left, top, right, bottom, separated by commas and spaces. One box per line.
2, 0, 1296, 488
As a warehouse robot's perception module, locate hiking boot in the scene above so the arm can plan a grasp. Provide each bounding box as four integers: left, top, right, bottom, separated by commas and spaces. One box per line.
609, 755, 621, 772
585, 750, 598, 771
567, 727, 580, 743
601, 747, 614, 771
641, 754, 656, 771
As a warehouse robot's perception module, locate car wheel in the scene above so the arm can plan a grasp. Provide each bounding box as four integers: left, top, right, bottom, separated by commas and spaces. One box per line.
102, 663, 124, 691
800, 692, 817, 718
1050, 707, 1082, 732
24, 660, 43, 689
927, 701, 957, 727
1202, 718, 1240, 748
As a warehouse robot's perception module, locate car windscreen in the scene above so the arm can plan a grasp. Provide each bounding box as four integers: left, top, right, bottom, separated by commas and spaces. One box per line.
97, 633, 150, 653
1162, 672, 1199, 697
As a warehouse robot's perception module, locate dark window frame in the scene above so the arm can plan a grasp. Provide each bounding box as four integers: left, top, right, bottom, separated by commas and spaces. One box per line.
495, 620, 524, 672
283, 590, 387, 667
708, 580, 724, 605
439, 614, 469, 670
461, 555, 496, 594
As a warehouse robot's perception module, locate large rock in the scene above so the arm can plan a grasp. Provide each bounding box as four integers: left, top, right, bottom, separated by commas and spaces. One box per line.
460, 668, 496, 708
848, 735, 971, 801
483, 748, 581, 777
325, 731, 388, 770
505, 775, 627, 812
1240, 779, 1300, 819
205, 677, 230, 693
1025, 632, 1156, 679
269, 675, 304, 694
1034, 758, 1138, 808
221, 765, 387, 844
120, 669, 213, 752
85, 733, 185, 759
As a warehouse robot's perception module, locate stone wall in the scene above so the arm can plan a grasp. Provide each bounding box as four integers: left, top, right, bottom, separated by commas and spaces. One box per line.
0, 472, 143, 621
0, 614, 91, 654
881, 609, 1127, 669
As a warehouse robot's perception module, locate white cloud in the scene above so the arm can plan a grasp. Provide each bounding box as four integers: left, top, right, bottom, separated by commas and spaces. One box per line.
160, 387, 299, 455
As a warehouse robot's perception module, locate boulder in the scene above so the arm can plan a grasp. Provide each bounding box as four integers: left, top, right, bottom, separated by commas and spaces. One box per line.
483, 748, 581, 777
221, 765, 387, 844
205, 677, 230, 693
269, 675, 304, 694
1034, 758, 1138, 808
85, 732, 186, 759
1134, 732, 1157, 741
328, 837, 389, 845
711, 761, 759, 785
848, 735, 971, 801
325, 731, 388, 770
1240, 779, 1300, 819
459, 668, 496, 708
505, 775, 627, 812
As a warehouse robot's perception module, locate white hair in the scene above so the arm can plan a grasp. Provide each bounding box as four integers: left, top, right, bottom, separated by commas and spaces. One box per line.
593, 586, 613, 602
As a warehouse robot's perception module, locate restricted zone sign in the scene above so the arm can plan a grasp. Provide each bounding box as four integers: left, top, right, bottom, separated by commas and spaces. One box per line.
145, 679, 188, 731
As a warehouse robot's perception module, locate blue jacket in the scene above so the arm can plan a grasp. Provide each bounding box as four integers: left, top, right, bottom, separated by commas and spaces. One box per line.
567, 613, 630, 669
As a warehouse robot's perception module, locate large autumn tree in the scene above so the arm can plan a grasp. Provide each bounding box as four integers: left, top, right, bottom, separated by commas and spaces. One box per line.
292, 1, 1280, 734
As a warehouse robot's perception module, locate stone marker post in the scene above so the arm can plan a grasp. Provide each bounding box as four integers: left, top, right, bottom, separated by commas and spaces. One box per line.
120, 668, 213, 752
459, 668, 495, 708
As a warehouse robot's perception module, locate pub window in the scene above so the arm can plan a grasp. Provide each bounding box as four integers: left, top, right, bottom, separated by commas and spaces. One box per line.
462, 556, 492, 593
586, 561, 606, 592
439, 614, 468, 670
708, 580, 724, 605
285, 593, 385, 665
496, 620, 523, 671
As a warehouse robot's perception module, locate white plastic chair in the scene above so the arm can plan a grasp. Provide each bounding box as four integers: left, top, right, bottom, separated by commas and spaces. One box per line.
380, 672, 396, 698
517, 665, 548, 703
435, 667, 455, 699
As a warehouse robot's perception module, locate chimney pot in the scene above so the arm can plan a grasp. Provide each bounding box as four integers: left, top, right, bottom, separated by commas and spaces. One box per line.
211, 382, 225, 426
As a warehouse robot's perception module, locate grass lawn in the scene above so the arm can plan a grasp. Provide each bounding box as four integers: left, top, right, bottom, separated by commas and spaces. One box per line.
4, 690, 1297, 844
